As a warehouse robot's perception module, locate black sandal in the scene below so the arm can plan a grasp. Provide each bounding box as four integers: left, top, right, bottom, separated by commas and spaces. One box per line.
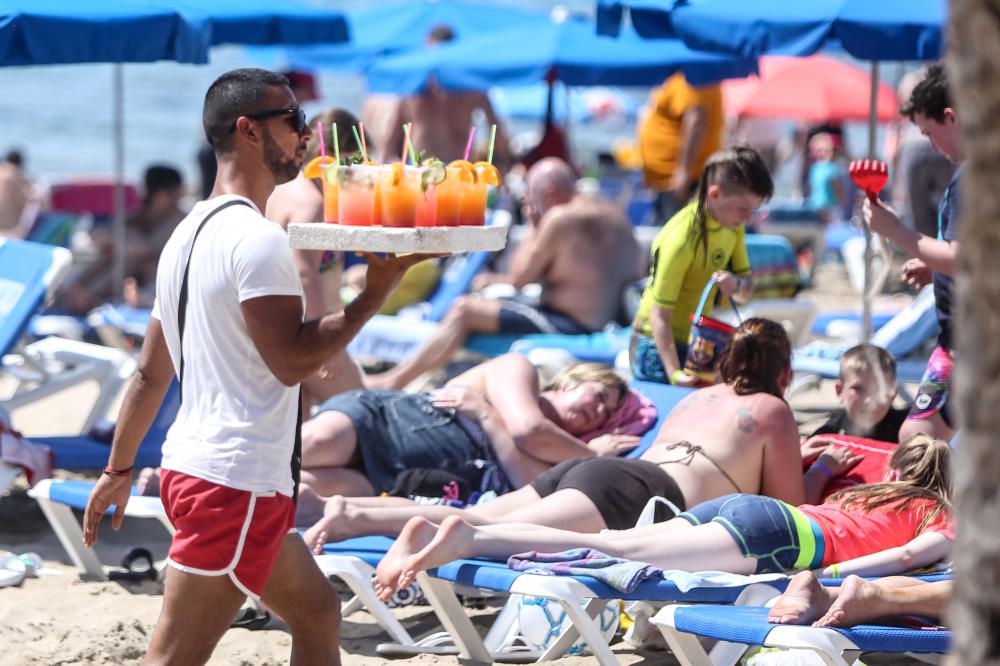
108, 547, 157, 582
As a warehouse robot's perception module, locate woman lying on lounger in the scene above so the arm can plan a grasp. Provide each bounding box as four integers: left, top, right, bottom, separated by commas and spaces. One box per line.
298, 354, 642, 509
304, 318, 824, 547
373, 434, 952, 602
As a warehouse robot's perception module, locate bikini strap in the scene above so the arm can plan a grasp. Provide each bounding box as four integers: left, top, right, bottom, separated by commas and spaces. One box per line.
661, 441, 744, 494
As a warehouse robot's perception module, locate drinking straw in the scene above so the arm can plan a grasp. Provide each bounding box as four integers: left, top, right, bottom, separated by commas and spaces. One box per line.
405, 124, 419, 166
332, 123, 341, 164
487, 124, 497, 164
358, 122, 369, 161
352, 125, 366, 162
316, 121, 326, 162
463, 126, 477, 161
401, 123, 411, 164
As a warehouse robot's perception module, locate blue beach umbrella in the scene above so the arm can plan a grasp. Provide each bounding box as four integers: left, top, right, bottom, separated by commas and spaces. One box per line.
169, 0, 349, 47
366, 14, 755, 94
597, 0, 945, 61
260, 0, 549, 73
0, 0, 209, 65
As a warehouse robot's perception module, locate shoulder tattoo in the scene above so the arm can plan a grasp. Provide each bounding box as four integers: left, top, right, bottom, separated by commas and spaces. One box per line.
737, 407, 758, 434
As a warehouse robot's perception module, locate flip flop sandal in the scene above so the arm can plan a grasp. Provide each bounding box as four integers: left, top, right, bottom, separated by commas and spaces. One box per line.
108, 547, 157, 582
231, 606, 272, 631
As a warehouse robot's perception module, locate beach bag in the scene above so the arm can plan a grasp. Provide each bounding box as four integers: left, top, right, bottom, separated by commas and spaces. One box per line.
387, 468, 471, 503
683, 277, 741, 386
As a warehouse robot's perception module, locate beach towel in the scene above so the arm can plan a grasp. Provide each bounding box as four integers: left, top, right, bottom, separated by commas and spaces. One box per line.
507, 548, 662, 593
580, 388, 658, 442
0, 412, 52, 486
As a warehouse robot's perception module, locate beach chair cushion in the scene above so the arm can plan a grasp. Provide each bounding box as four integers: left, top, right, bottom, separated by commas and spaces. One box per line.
668, 604, 950, 654
0, 239, 72, 356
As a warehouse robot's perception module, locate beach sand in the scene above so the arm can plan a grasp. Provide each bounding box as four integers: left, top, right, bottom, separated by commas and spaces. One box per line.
0, 259, 931, 665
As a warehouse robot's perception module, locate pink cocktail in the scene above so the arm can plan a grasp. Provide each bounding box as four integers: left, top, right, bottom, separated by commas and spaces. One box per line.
338, 165, 380, 226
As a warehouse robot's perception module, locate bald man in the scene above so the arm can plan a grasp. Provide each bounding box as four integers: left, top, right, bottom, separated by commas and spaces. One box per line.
369, 158, 642, 390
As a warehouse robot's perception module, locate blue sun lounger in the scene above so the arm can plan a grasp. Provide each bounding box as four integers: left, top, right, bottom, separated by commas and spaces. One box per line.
652, 604, 950, 666
310, 381, 692, 647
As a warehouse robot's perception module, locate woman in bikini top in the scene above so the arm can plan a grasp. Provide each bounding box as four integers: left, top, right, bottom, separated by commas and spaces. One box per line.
651, 440, 744, 494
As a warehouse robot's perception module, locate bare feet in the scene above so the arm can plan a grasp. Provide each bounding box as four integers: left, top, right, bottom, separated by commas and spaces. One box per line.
136, 467, 161, 497
302, 495, 358, 554
374, 517, 440, 602
295, 484, 328, 529
814, 575, 888, 628
769, 571, 836, 625
396, 515, 477, 593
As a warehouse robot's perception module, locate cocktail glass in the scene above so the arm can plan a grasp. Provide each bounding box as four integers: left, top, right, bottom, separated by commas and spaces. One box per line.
379, 164, 421, 228
321, 163, 344, 223
458, 182, 489, 226
338, 165, 381, 226
435, 167, 467, 226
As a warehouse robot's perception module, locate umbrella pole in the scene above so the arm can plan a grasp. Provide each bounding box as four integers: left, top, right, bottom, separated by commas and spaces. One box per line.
112, 63, 126, 306
862, 61, 880, 342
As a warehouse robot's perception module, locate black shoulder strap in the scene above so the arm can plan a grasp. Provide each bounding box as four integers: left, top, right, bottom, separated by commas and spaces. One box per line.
177, 199, 252, 404
176, 197, 303, 505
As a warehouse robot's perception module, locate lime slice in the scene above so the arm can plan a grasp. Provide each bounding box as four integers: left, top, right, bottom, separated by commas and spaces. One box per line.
421, 160, 447, 190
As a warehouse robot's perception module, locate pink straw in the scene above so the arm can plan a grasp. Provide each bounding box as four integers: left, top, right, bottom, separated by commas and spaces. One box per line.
316, 121, 326, 162
463, 126, 477, 161
358, 122, 369, 162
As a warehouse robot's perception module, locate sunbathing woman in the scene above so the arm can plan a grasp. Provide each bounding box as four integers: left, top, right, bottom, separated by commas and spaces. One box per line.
374, 434, 952, 601
305, 318, 814, 547
297, 354, 642, 516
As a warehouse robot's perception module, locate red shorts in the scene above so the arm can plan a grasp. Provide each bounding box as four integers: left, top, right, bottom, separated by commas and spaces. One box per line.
160, 469, 295, 599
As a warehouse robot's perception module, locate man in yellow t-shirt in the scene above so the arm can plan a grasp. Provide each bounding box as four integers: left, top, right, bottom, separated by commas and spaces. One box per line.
638, 73, 725, 222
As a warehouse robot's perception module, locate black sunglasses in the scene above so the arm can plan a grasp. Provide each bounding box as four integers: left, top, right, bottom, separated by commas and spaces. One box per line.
228, 107, 307, 134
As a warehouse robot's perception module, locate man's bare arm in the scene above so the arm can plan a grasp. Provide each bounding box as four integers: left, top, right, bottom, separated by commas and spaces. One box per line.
242, 253, 428, 386
508, 210, 561, 288
106, 317, 175, 470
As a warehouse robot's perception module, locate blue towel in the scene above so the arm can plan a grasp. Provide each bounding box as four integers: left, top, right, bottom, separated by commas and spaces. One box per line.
507, 548, 662, 593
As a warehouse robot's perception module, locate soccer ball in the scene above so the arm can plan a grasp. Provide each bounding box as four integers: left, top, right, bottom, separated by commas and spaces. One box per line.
513, 594, 620, 656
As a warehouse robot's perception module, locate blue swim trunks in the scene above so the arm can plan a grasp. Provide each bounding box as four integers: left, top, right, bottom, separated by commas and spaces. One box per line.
679, 494, 825, 574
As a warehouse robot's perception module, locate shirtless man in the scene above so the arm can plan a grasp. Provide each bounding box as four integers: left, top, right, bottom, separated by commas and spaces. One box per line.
0, 150, 32, 237
367, 157, 641, 390
380, 25, 511, 166
266, 108, 366, 414
305, 318, 825, 550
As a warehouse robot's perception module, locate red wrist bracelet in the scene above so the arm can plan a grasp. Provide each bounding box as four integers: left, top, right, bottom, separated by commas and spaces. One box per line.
102, 465, 134, 477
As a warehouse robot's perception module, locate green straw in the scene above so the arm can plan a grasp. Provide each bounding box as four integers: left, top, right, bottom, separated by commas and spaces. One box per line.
405, 124, 419, 166
332, 123, 341, 165
486, 124, 497, 164
352, 125, 366, 161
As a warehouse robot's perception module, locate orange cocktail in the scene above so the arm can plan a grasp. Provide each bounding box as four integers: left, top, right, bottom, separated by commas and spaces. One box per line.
380, 164, 420, 227
321, 164, 343, 223
458, 183, 488, 226
339, 165, 380, 226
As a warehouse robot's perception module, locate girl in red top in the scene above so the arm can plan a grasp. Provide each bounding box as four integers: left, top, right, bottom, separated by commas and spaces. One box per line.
373, 435, 952, 599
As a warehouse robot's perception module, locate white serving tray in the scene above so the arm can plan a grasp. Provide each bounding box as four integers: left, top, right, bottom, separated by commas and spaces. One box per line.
288, 223, 509, 254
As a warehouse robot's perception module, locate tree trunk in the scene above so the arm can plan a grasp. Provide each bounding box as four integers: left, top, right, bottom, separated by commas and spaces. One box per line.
947, 0, 1000, 663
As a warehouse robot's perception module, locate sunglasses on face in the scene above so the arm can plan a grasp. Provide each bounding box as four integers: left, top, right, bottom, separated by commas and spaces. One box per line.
228, 107, 307, 135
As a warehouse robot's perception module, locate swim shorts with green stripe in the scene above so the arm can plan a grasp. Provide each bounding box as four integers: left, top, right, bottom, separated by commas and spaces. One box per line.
678, 493, 824, 574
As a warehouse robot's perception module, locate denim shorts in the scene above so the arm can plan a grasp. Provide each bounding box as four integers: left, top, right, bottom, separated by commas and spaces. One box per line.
678, 494, 825, 574
318, 390, 511, 496
629, 333, 687, 384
